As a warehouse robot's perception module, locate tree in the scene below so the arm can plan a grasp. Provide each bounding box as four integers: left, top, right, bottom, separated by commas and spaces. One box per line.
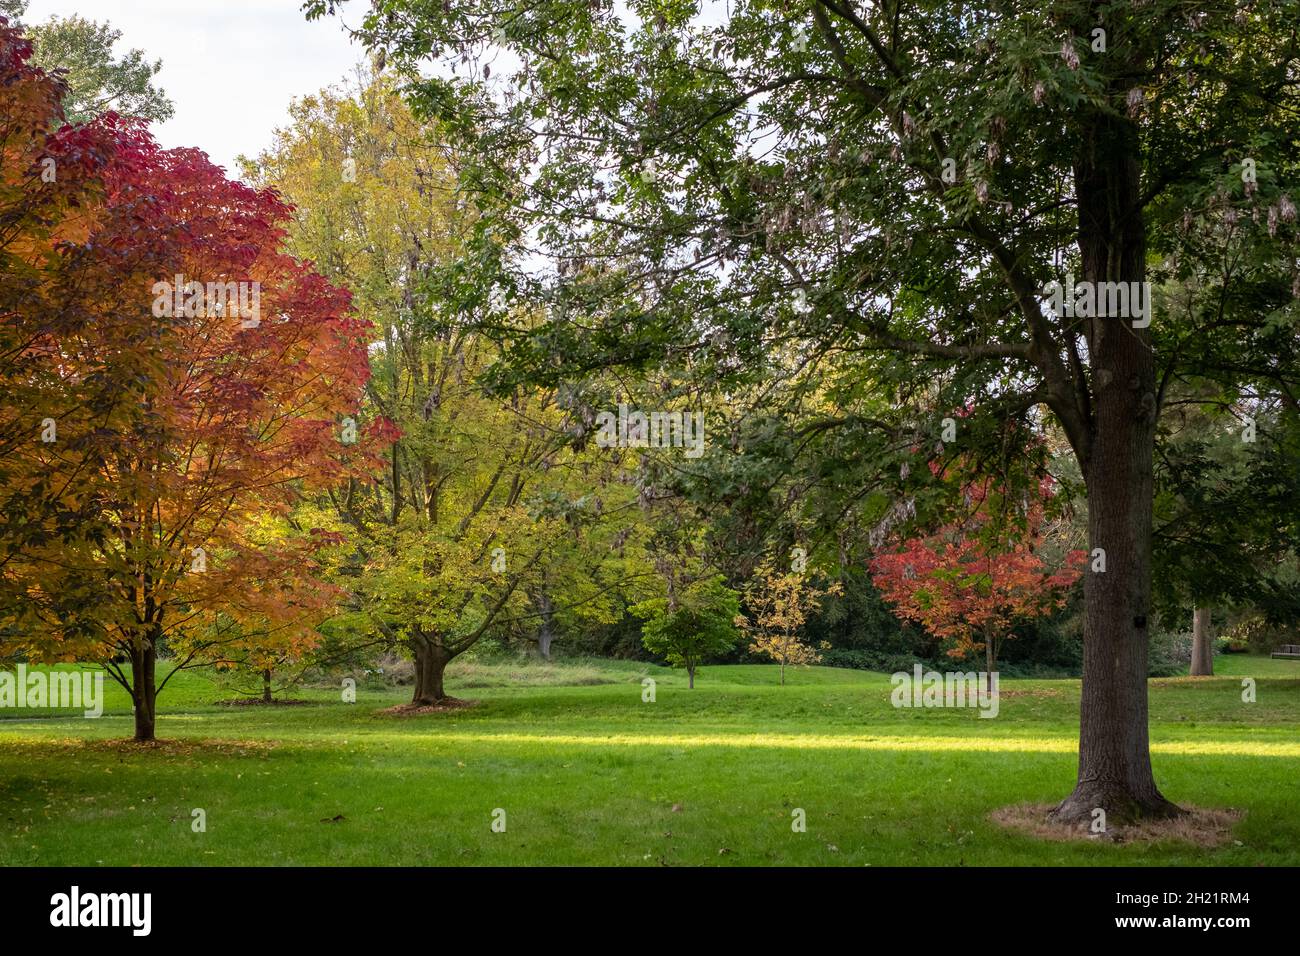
633, 574, 739, 689
736, 564, 841, 684
5, 104, 377, 740
0, 19, 127, 638
1151, 373, 1300, 677
4, 2, 173, 124
245, 70, 649, 705
313, 0, 1300, 822
871, 478, 1084, 687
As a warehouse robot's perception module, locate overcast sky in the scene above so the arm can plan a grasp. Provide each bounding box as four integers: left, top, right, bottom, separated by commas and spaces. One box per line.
24, 0, 367, 174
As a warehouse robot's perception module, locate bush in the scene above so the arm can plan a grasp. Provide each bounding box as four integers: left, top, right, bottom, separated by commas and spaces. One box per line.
805, 569, 922, 655
1149, 629, 1194, 676
818, 647, 919, 674
559, 614, 656, 660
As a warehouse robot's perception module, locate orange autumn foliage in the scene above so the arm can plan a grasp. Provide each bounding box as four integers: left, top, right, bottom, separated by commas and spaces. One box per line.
870, 477, 1084, 669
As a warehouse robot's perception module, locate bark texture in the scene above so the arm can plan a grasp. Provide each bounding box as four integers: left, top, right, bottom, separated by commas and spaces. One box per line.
1190, 607, 1214, 676
411, 634, 452, 705
130, 638, 157, 742
1051, 107, 1181, 824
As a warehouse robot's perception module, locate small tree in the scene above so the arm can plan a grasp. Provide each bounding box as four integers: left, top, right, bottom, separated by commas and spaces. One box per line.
736, 566, 842, 685
870, 480, 1084, 688
633, 575, 739, 689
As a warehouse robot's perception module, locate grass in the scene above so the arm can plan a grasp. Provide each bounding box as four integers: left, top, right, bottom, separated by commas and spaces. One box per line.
0, 654, 1297, 866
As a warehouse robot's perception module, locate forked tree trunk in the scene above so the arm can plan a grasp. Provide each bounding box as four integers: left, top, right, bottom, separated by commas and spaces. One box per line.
1052, 106, 1181, 825
1190, 607, 1214, 676
411, 635, 452, 705
130, 637, 157, 742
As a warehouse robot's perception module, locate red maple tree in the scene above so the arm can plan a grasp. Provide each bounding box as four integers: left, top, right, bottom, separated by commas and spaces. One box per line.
870, 476, 1084, 681
0, 30, 392, 738
0, 18, 127, 632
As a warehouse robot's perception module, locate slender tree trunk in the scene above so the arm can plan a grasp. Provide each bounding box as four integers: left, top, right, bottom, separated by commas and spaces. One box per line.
262, 668, 273, 703
130, 637, 157, 742
985, 638, 995, 694
536, 590, 554, 661
1190, 607, 1214, 676
780, 661, 785, 686
687, 663, 695, 689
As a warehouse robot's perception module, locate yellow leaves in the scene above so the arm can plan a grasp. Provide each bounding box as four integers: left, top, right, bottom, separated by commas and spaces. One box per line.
739, 564, 840, 669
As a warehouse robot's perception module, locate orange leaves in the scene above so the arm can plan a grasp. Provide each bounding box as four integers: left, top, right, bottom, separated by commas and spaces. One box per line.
79, 139, 379, 653
0, 18, 384, 673
869, 482, 1084, 658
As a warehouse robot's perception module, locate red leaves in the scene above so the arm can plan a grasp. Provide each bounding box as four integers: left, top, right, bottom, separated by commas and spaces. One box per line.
870, 480, 1084, 659
1, 18, 383, 667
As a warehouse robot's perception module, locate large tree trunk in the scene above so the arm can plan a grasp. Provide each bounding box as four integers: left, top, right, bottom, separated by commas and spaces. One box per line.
130, 637, 157, 742
411, 635, 452, 705
1052, 108, 1181, 825
1055, 436, 1178, 823
1190, 607, 1214, 676
262, 668, 273, 703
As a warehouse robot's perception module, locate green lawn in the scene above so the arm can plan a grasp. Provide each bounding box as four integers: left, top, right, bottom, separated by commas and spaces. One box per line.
1, 654, 1297, 866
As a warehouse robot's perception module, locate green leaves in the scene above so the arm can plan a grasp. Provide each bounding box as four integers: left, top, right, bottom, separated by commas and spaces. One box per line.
634, 574, 741, 670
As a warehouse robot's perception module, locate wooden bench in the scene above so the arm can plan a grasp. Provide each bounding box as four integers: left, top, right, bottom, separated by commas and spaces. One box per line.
1271, 644, 1300, 659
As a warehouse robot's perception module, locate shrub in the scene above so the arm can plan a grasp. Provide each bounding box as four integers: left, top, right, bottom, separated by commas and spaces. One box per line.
818, 648, 919, 674
1149, 629, 1194, 676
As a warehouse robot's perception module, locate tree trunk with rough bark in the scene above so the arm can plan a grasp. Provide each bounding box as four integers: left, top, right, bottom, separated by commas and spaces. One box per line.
1190, 607, 1214, 676
1051, 108, 1181, 825
262, 668, 273, 703
411, 634, 452, 705
130, 637, 157, 742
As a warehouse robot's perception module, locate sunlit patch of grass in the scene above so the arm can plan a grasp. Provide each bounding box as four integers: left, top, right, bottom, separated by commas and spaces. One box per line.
371, 729, 1300, 759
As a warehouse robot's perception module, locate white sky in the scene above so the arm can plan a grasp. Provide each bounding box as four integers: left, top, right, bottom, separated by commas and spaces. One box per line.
24, 0, 367, 174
